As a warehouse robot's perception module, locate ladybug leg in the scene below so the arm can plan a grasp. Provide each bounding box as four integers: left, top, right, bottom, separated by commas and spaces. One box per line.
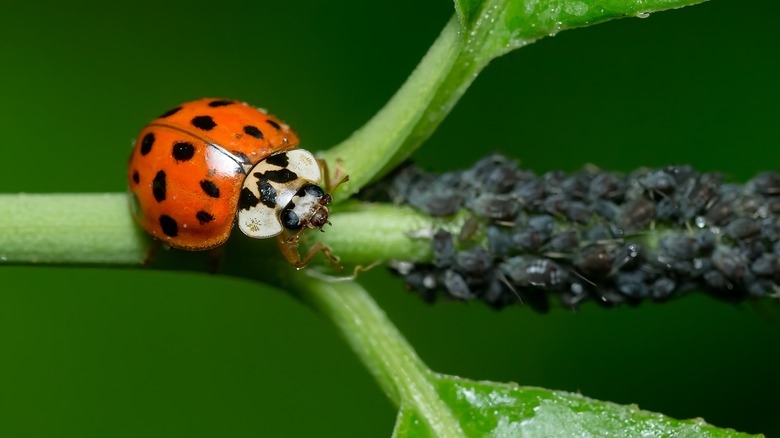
345, 261, 381, 278
142, 240, 161, 267
303, 261, 382, 282
207, 245, 226, 274
276, 233, 342, 270
318, 158, 350, 194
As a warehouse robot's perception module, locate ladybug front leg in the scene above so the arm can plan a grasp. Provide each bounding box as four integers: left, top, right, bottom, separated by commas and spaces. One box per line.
276, 232, 341, 270
318, 158, 349, 194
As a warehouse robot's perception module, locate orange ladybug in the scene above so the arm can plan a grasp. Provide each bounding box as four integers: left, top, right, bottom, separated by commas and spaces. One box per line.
128, 98, 342, 267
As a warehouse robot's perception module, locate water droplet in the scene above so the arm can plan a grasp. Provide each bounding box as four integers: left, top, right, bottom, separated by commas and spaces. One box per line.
637, 11, 650, 19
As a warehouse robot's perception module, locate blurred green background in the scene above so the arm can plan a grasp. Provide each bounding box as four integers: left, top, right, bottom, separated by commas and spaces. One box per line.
1, 0, 779, 436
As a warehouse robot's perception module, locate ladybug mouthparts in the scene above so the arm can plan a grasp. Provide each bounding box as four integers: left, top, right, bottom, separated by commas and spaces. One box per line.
280, 184, 332, 232
308, 194, 333, 231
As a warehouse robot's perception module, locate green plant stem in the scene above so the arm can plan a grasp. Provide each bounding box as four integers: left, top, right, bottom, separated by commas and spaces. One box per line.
0, 194, 438, 266
322, 1, 708, 203
0, 193, 149, 265
307, 202, 434, 263
321, 16, 464, 201
288, 276, 465, 438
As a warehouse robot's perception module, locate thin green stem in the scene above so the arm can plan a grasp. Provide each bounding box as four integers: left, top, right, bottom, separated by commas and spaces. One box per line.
320, 16, 466, 202
289, 277, 465, 437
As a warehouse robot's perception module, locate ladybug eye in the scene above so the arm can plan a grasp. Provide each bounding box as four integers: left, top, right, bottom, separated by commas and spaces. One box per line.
281, 209, 301, 230
297, 183, 324, 198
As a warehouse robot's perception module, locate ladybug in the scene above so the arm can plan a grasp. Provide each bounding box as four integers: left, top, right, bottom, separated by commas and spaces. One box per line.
128, 98, 342, 268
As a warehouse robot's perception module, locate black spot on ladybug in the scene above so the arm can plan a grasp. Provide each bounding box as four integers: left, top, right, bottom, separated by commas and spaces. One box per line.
266, 119, 281, 130
191, 115, 217, 131
238, 187, 259, 210
132, 171, 140, 184
243, 125, 264, 139
297, 183, 324, 198
159, 106, 182, 118
258, 179, 276, 208
196, 210, 214, 224
140, 133, 155, 155
159, 214, 178, 237
200, 179, 220, 198
265, 152, 289, 168
208, 99, 234, 107
257, 168, 297, 184
172, 141, 196, 161
281, 209, 301, 230
152, 170, 166, 202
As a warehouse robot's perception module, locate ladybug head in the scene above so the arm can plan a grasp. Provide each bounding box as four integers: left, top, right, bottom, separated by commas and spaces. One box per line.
281, 184, 332, 232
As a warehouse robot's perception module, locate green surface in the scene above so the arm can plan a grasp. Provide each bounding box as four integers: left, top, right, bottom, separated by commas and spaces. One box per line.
1, 0, 779, 436
396, 377, 754, 437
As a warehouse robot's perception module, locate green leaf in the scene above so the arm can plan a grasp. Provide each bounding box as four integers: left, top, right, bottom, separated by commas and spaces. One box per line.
323, 0, 708, 202
394, 375, 757, 437
454, 0, 709, 61
288, 277, 755, 437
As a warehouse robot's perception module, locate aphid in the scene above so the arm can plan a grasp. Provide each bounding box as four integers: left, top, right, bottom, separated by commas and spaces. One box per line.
711, 246, 748, 281
442, 269, 473, 300
468, 193, 519, 220
433, 229, 456, 267
651, 277, 676, 300
748, 171, 780, 196
616, 269, 649, 299
565, 201, 592, 224
457, 216, 481, 243
724, 218, 760, 240
501, 256, 568, 290
619, 198, 655, 230
638, 169, 676, 195
455, 247, 493, 278
465, 154, 519, 193
588, 171, 626, 201
660, 234, 698, 260
546, 231, 580, 253
574, 244, 614, 275
407, 172, 463, 217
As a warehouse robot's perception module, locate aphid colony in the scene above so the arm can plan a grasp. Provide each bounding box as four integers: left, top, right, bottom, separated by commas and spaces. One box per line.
363, 154, 780, 310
